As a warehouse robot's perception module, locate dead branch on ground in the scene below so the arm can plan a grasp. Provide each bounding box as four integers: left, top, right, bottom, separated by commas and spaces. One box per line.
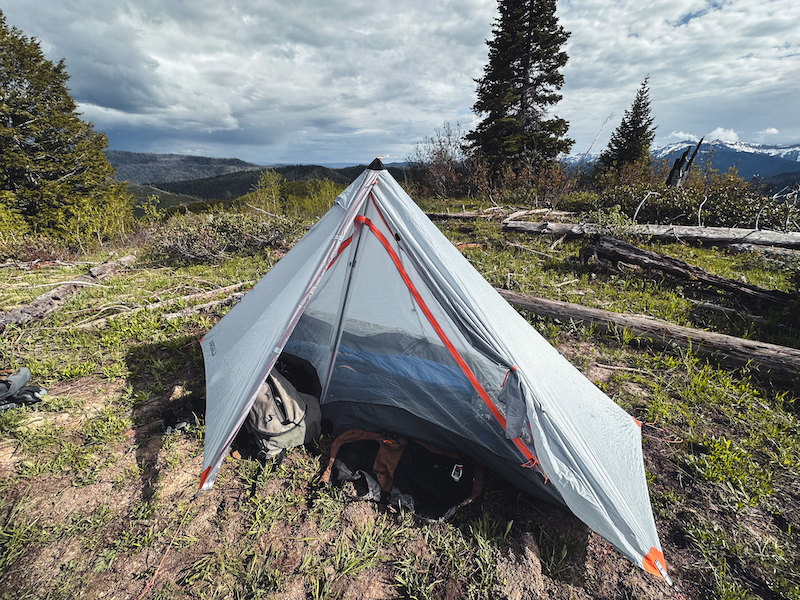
497, 288, 800, 383
504, 221, 800, 249
0, 255, 137, 331
580, 236, 791, 308
75, 282, 252, 329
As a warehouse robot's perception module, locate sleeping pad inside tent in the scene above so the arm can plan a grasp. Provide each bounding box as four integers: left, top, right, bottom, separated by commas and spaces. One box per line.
198, 158, 672, 584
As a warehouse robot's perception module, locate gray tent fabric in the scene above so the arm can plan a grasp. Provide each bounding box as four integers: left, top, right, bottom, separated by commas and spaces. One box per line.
199, 161, 671, 583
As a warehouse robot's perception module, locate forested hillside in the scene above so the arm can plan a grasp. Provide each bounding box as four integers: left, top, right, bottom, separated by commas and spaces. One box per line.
105, 150, 263, 185
151, 163, 408, 201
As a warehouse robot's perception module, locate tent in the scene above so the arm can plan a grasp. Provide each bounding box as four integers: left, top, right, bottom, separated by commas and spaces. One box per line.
198, 159, 671, 583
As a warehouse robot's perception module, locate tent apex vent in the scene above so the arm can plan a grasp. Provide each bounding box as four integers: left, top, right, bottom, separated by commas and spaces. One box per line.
367, 157, 386, 170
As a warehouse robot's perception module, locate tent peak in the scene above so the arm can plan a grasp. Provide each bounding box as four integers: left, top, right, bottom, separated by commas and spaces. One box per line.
367, 157, 386, 171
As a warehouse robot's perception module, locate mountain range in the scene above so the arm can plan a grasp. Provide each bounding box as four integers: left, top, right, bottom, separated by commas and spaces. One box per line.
568, 140, 800, 191
105, 150, 408, 202
652, 140, 800, 187
107, 140, 800, 201
105, 150, 264, 185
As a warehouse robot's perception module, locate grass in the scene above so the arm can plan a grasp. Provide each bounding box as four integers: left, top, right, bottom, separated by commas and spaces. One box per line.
0, 205, 799, 599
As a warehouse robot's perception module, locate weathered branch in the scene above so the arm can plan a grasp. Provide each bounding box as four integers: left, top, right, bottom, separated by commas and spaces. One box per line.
425, 207, 507, 221
580, 236, 791, 308
76, 282, 252, 329
0, 259, 91, 270
503, 221, 800, 249
666, 137, 703, 188
161, 292, 246, 320
425, 208, 575, 222
496, 288, 800, 383
505, 241, 555, 259
0, 255, 137, 330
723, 243, 800, 258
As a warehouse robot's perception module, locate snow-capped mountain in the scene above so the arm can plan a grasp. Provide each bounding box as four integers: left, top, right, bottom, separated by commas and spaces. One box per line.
651, 140, 800, 181
565, 140, 800, 186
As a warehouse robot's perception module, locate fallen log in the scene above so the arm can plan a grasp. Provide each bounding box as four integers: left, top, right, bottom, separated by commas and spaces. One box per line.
425, 208, 575, 222
503, 221, 800, 249
0, 255, 137, 330
503, 208, 576, 222
496, 288, 800, 383
425, 207, 506, 221
580, 236, 792, 308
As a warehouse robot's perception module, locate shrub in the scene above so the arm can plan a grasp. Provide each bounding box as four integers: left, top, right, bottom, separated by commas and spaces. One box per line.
283, 179, 343, 218
559, 191, 600, 213
591, 169, 799, 230
148, 211, 302, 262
250, 169, 285, 213
406, 122, 473, 199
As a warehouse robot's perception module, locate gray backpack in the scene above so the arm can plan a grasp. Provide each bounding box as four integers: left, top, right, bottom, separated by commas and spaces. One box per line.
244, 369, 321, 461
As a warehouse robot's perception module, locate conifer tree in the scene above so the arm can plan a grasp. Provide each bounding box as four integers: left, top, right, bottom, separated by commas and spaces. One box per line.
467, 0, 573, 173
0, 12, 130, 246
597, 76, 657, 175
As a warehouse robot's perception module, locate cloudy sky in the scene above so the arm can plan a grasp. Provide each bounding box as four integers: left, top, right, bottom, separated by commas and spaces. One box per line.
3, 0, 799, 165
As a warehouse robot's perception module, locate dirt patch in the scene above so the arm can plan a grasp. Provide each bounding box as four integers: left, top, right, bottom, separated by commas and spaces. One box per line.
341, 501, 378, 529
2, 339, 795, 600
337, 566, 398, 600
556, 340, 613, 382
47, 377, 127, 414
271, 576, 307, 600
582, 531, 674, 600
493, 531, 545, 599
0, 443, 19, 476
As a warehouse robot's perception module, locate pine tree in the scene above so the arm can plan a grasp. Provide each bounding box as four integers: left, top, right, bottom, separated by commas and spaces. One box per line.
0, 12, 131, 247
597, 76, 657, 175
466, 0, 573, 173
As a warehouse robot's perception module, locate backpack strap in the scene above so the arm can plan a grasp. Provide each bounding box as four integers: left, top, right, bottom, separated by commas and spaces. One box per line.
321, 428, 407, 492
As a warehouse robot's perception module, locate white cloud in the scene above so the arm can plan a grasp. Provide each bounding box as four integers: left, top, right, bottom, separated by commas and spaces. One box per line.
559, 0, 800, 152
667, 131, 700, 142
707, 128, 740, 143
757, 127, 780, 136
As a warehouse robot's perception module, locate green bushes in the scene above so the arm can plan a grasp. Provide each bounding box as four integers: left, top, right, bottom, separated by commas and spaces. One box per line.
573, 170, 798, 230
283, 179, 343, 217
148, 211, 302, 262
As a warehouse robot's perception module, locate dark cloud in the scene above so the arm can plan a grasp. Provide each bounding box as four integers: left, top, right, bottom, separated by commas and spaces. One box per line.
3, 0, 799, 164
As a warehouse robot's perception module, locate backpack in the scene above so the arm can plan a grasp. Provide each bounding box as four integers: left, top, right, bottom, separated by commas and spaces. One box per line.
244, 369, 321, 462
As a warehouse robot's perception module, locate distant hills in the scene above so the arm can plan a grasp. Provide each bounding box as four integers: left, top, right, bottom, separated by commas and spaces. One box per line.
108, 141, 800, 205
105, 150, 263, 185
106, 150, 407, 202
